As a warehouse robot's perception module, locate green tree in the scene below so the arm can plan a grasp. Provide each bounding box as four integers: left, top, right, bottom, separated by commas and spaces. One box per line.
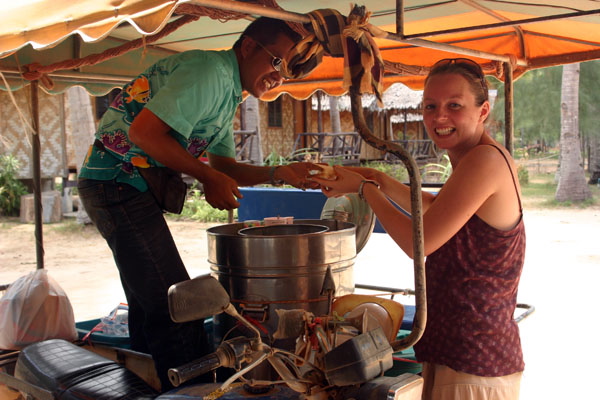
492, 60, 600, 155
491, 67, 562, 149
0, 154, 28, 216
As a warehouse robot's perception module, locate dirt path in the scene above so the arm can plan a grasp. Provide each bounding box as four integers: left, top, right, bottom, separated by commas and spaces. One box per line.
0, 219, 216, 321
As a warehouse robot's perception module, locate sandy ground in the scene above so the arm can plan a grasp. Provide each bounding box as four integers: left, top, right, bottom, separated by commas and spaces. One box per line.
1, 206, 600, 399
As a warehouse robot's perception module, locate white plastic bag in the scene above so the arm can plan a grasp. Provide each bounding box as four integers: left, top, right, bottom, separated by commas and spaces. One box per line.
0, 269, 78, 350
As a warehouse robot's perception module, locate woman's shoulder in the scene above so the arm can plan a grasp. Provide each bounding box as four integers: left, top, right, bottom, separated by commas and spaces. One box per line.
448, 141, 519, 204
466, 142, 522, 227
463, 141, 516, 171
454, 143, 505, 174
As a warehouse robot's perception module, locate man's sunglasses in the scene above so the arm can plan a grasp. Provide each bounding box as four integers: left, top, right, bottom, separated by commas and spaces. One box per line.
253, 39, 283, 72
431, 58, 487, 92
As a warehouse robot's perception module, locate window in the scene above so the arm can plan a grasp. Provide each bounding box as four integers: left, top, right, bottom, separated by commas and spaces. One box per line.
268, 98, 283, 127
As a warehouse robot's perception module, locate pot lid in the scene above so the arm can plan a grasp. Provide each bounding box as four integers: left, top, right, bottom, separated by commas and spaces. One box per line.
320, 193, 376, 254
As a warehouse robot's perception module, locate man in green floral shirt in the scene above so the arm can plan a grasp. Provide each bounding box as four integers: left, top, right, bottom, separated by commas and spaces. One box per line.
78, 17, 318, 391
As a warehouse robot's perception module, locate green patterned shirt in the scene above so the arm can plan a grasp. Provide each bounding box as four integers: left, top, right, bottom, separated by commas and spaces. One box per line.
79, 49, 243, 191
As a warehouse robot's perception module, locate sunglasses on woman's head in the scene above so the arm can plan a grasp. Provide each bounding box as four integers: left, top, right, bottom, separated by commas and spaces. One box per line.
253, 39, 283, 72
431, 58, 487, 90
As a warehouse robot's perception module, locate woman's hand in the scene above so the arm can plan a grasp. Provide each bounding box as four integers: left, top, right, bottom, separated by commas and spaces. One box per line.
311, 166, 369, 197
344, 166, 381, 181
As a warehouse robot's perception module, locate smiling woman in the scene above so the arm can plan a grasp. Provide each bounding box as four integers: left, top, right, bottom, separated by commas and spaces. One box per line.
421, 59, 491, 154
312, 57, 526, 400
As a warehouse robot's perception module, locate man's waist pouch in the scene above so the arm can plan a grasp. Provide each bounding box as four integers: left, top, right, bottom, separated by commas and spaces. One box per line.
93, 139, 187, 214
137, 167, 187, 214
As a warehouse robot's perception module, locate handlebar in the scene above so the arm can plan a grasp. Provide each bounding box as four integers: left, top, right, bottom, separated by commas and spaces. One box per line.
168, 351, 223, 387
168, 336, 260, 387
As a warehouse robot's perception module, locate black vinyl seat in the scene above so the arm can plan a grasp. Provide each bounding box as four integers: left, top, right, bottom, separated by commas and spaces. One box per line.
15, 339, 157, 399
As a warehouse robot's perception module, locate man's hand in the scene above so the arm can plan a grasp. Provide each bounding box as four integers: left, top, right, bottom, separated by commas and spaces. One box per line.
201, 169, 243, 210
274, 162, 325, 189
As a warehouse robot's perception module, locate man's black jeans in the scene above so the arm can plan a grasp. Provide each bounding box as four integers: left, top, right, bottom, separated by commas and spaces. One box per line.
77, 178, 208, 391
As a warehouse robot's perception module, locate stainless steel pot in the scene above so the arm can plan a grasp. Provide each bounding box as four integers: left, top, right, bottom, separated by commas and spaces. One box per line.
207, 219, 356, 348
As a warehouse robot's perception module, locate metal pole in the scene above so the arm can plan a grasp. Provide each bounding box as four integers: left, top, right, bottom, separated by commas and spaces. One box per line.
317, 94, 323, 133
503, 62, 514, 155
59, 93, 68, 178
384, 35, 529, 67
349, 89, 426, 352
396, 0, 404, 38
31, 80, 44, 269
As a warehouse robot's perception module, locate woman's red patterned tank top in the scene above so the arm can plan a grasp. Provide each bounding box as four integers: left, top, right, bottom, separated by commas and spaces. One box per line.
414, 144, 526, 377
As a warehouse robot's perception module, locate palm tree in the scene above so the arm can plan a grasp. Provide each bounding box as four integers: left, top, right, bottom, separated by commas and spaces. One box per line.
589, 136, 600, 185
555, 63, 592, 202
580, 60, 600, 185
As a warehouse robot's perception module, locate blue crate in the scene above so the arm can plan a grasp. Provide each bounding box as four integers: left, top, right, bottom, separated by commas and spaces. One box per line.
238, 187, 327, 221
386, 329, 422, 376
76, 318, 215, 350
76, 318, 130, 349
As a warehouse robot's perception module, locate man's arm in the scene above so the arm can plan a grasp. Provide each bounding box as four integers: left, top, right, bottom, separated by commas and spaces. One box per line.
129, 108, 242, 210
208, 153, 323, 190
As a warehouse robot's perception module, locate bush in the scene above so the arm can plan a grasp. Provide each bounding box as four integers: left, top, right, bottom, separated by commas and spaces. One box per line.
422, 154, 452, 183
362, 161, 408, 182
517, 165, 529, 186
513, 147, 529, 159
0, 155, 28, 216
174, 185, 236, 222
263, 150, 289, 166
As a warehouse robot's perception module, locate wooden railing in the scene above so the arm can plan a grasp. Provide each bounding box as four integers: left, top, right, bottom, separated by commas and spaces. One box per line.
291, 132, 362, 165
384, 139, 439, 163
234, 129, 259, 164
